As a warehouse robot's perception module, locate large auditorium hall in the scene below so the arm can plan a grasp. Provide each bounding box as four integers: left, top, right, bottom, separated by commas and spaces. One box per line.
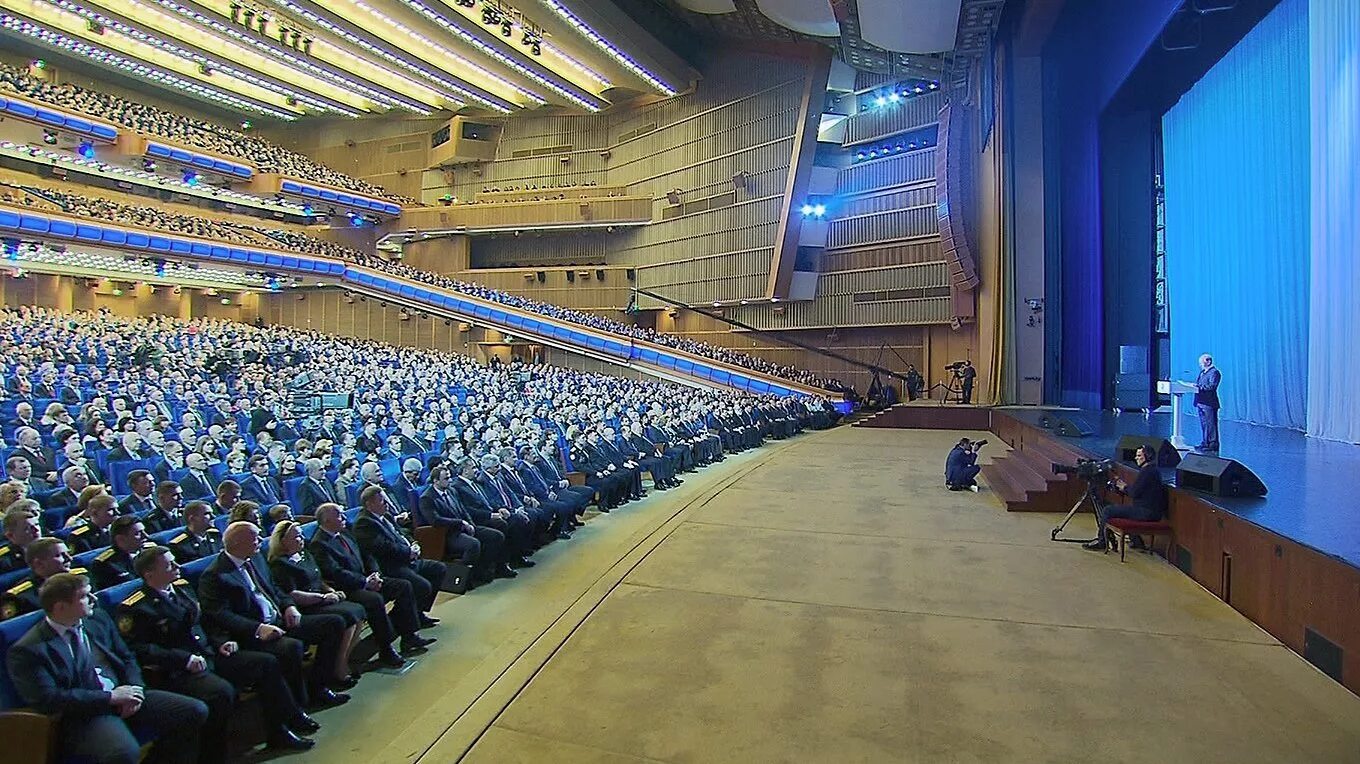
2, 0, 1359, 762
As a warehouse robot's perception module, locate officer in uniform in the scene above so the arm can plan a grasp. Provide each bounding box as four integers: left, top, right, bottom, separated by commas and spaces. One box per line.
0, 537, 86, 620
90, 515, 149, 590
169, 501, 224, 563
118, 546, 316, 758
0, 504, 42, 574
67, 493, 119, 553
143, 481, 186, 533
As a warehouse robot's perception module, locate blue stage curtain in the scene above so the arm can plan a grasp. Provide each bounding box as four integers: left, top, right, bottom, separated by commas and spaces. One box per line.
1307, 0, 1360, 443
1163, 0, 1310, 430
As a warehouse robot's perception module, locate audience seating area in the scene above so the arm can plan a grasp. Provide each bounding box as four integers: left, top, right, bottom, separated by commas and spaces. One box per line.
0, 305, 837, 759
0, 64, 414, 205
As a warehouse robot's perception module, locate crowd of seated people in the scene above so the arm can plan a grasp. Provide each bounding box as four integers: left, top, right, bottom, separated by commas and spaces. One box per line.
1, 179, 828, 385
0, 63, 414, 205
480, 181, 600, 193
0, 305, 836, 761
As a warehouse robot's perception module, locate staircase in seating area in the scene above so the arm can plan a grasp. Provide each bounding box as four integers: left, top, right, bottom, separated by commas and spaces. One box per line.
980, 433, 1093, 513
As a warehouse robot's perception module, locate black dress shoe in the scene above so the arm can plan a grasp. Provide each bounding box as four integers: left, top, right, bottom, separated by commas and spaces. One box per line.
557, 531, 573, 540
418, 615, 440, 628
401, 634, 436, 652
510, 557, 536, 568
1082, 538, 1108, 551
375, 649, 406, 668
495, 563, 519, 579
330, 674, 359, 691
289, 715, 320, 734
309, 688, 350, 710
268, 727, 315, 751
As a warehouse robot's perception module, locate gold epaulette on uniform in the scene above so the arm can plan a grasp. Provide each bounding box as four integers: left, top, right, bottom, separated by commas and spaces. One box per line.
6, 579, 34, 595
121, 590, 146, 606
95, 548, 116, 562
170, 533, 189, 544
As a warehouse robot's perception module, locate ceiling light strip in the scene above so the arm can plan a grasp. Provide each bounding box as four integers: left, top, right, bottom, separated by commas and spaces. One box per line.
539, 0, 677, 96
46, 0, 360, 116
0, 14, 299, 119
145, 0, 434, 113
272, 0, 516, 112
396, 0, 602, 110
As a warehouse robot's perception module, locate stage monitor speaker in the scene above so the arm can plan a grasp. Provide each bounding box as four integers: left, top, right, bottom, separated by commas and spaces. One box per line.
1114, 435, 1181, 468
596, 269, 605, 281
1175, 453, 1267, 497
1053, 414, 1098, 438
1038, 411, 1055, 428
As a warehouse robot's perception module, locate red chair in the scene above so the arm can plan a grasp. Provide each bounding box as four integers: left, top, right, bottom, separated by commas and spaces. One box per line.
1105, 518, 1173, 562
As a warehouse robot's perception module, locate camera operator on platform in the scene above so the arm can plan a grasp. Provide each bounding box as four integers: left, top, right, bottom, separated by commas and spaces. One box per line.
959, 360, 976, 404
1084, 445, 1168, 551
945, 438, 983, 492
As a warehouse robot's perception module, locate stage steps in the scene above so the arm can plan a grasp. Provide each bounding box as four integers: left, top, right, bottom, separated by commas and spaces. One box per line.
981, 434, 1088, 513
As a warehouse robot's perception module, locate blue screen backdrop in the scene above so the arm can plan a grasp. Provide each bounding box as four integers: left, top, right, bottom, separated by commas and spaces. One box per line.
1163, 0, 1310, 430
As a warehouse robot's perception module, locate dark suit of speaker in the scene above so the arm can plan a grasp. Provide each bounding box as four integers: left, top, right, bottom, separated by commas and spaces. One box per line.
1175, 453, 1266, 497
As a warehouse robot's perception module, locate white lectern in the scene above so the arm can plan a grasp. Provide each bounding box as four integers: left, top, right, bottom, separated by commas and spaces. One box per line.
1169, 381, 1198, 451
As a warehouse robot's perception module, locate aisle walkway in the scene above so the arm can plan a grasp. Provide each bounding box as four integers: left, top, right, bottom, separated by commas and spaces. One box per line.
306, 428, 1360, 763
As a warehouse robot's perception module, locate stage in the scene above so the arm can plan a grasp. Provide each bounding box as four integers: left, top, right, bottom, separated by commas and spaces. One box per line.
860, 401, 1360, 694
1000, 408, 1360, 570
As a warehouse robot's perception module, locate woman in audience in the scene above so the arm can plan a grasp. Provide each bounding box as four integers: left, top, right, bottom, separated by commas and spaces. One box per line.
267, 520, 363, 689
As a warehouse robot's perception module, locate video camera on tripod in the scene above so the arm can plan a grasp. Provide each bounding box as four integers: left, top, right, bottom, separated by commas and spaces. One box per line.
1051, 457, 1114, 482
1050, 458, 1116, 543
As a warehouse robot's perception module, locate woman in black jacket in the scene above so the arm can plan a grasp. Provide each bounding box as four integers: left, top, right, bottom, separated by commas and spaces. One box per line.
268, 520, 364, 689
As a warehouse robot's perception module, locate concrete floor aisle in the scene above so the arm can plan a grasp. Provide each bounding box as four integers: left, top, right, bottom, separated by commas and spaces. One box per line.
299, 427, 1360, 764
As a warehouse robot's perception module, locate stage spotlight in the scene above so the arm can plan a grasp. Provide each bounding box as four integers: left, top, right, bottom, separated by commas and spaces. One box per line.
855, 151, 866, 160
801, 204, 814, 216
888, 93, 900, 103
812, 204, 826, 217
874, 96, 887, 107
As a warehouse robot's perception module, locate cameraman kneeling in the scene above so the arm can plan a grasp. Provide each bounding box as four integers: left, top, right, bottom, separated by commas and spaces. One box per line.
945, 438, 983, 492
1084, 445, 1168, 551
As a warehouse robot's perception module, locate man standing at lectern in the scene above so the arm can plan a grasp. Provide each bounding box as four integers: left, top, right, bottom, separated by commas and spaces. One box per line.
1194, 354, 1221, 452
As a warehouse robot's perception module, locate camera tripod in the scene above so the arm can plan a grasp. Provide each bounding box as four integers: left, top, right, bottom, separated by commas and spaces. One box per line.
1050, 479, 1106, 544
929, 372, 965, 406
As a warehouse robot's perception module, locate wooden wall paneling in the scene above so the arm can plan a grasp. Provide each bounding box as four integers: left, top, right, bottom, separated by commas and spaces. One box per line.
1220, 516, 1290, 641
1167, 493, 1223, 597
1286, 545, 1360, 692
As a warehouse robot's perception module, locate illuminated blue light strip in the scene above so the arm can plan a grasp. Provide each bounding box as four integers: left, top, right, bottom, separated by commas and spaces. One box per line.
0, 206, 810, 397
0, 94, 118, 141
45, 0, 360, 116
143, 0, 433, 114
275, 0, 516, 112
396, 0, 603, 110
0, 14, 299, 119
539, 0, 677, 96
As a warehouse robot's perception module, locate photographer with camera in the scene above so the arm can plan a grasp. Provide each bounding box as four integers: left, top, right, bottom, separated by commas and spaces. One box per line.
945, 437, 985, 492
1083, 445, 1168, 551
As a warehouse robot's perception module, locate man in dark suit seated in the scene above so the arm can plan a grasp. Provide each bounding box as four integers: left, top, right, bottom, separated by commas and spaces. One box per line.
43, 465, 88, 511
177, 453, 218, 500
455, 457, 534, 568
117, 469, 158, 516
352, 485, 446, 623
91, 515, 148, 590
308, 503, 434, 665
4, 571, 208, 764
297, 458, 340, 517
196, 521, 350, 711
12, 426, 58, 484
416, 465, 512, 583
240, 455, 283, 506
944, 438, 982, 492
517, 446, 588, 531
6, 454, 54, 495
106, 432, 147, 464
167, 501, 223, 563
119, 546, 317, 756
1085, 445, 1170, 552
